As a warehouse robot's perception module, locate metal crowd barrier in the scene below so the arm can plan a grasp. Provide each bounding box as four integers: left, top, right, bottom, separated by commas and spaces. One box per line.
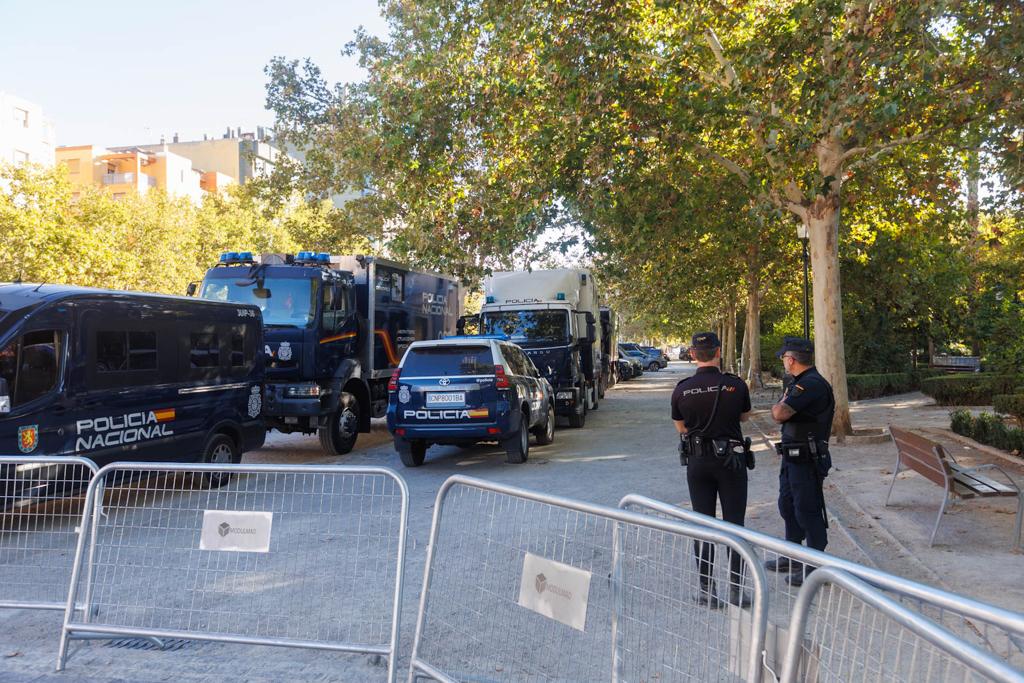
620, 494, 1024, 674
781, 567, 1024, 683
57, 463, 409, 682
409, 475, 769, 683
0, 455, 99, 612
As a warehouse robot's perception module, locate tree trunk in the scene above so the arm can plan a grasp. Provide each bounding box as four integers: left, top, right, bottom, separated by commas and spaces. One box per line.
740, 323, 749, 379
967, 148, 980, 236
743, 254, 762, 388
727, 300, 739, 373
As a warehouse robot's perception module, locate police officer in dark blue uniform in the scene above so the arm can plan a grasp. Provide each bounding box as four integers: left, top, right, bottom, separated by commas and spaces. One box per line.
671, 332, 753, 608
768, 336, 836, 586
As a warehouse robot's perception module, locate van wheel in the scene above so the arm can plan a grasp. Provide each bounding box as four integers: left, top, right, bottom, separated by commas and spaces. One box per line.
598, 377, 606, 399
568, 400, 586, 428
648, 362, 659, 372
397, 440, 427, 467
319, 393, 359, 455
591, 385, 599, 411
504, 415, 530, 464
201, 433, 239, 489
532, 404, 555, 445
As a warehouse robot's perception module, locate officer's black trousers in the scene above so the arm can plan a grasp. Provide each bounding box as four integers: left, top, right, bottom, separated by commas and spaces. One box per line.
686, 454, 748, 586
778, 460, 828, 551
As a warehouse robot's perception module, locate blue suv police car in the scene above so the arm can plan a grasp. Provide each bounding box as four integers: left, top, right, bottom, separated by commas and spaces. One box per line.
386, 336, 555, 466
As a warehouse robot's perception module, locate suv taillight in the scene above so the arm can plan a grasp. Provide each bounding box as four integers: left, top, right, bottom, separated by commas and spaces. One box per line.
495, 365, 510, 389
388, 368, 401, 392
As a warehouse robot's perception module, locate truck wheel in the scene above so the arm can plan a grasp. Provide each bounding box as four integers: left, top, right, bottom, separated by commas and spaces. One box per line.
201, 433, 239, 489
397, 440, 427, 467
319, 393, 359, 456
591, 385, 600, 410
504, 415, 530, 464
598, 377, 606, 399
568, 400, 586, 428
532, 404, 555, 445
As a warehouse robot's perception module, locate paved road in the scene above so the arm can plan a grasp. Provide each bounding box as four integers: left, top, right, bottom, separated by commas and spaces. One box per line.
0, 361, 861, 682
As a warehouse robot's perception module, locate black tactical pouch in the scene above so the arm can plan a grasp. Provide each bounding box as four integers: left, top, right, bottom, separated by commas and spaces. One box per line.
678, 436, 690, 467
744, 437, 755, 470
816, 449, 832, 478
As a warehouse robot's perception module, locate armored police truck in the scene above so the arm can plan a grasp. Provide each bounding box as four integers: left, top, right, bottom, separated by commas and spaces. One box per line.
0, 284, 265, 495
197, 252, 462, 455
476, 269, 603, 428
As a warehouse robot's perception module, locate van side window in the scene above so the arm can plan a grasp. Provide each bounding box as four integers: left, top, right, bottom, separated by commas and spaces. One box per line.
190, 333, 220, 368
0, 330, 61, 407
97, 330, 157, 372
230, 331, 246, 368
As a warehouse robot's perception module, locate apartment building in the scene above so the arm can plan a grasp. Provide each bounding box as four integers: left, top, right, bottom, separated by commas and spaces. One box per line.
56, 145, 203, 202
0, 92, 56, 166
133, 127, 285, 184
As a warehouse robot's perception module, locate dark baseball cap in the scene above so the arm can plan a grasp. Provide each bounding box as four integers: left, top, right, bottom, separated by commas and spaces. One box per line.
690, 331, 721, 350
776, 336, 814, 358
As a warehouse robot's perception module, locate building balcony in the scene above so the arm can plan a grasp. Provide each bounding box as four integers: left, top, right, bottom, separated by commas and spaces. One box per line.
102, 172, 157, 187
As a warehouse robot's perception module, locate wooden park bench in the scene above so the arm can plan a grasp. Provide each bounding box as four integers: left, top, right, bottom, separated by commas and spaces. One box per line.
887, 426, 1023, 548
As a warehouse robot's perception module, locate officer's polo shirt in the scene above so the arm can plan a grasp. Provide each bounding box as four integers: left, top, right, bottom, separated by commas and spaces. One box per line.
670, 366, 751, 441
781, 366, 835, 442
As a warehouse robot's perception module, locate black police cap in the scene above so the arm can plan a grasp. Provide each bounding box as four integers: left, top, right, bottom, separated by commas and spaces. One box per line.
691, 331, 721, 350
776, 336, 814, 358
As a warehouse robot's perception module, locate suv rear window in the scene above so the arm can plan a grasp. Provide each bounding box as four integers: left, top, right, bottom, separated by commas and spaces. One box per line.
402, 345, 495, 376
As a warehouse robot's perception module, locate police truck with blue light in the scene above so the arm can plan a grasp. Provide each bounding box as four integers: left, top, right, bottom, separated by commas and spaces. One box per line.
197, 252, 462, 455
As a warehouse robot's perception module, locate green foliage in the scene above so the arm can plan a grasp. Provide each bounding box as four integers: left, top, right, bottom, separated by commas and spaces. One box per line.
993, 395, 1024, 428
920, 374, 1021, 406
0, 162, 364, 295
846, 373, 916, 401
950, 410, 1024, 455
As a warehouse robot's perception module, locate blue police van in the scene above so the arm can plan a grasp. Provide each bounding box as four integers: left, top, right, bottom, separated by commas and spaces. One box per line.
0, 284, 265, 495
386, 336, 555, 466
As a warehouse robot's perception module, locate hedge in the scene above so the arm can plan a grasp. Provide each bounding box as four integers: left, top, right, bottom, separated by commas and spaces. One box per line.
846, 373, 916, 401
950, 410, 1024, 455
920, 374, 1022, 406
993, 394, 1024, 428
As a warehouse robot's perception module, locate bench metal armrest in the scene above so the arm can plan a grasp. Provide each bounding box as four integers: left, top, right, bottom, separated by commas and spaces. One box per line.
958, 464, 1021, 492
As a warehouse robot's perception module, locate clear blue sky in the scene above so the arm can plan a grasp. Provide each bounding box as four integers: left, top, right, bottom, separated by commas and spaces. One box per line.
0, 0, 388, 148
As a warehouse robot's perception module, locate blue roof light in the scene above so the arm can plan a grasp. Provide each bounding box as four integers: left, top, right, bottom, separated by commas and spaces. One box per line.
220, 252, 239, 263
315, 252, 330, 263
238, 251, 254, 262
556, 292, 566, 300
443, 334, 510, 341
295, 251, 313, 261
485, 296, 495, 304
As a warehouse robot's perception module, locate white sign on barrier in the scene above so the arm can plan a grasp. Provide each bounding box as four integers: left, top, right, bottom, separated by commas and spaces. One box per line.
517, 552, 591, 631
200, 510, 273, 553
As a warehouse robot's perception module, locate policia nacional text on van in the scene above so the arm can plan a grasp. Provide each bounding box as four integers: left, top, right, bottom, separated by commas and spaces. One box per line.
0, 284, 265, 495
767, 336, 836, 587
671, 331, 754, 609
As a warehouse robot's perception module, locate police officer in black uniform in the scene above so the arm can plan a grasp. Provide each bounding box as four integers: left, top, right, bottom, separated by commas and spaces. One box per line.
671, 332, 753, 608
768, 336, 836, 586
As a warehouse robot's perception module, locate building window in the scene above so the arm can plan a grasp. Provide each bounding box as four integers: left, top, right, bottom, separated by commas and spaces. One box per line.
64, 158, 81, 174
112, 192, 126, 200
13, 107, 28, 128
13, 150, 29, 164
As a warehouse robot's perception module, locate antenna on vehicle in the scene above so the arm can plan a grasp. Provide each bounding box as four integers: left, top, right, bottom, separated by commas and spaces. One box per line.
34, 282, 47, 291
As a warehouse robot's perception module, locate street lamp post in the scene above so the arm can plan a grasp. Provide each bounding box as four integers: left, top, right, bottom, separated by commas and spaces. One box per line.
796, 223, 810, 340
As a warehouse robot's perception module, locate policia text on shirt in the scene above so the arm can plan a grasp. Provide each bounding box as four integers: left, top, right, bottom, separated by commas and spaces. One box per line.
671, 332, 754, 609
767, 336, 836, 588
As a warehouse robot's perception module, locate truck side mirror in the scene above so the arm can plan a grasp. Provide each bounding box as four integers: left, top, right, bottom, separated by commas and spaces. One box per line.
0, 377, 9, 414
186, 282, 198, 297
585, 312, 597, 344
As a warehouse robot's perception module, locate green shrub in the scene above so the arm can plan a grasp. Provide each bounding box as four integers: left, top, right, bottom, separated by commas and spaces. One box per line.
846, 373, 916, 401
920, 374, 1022, 406
948, 410, 1024, 454
993, 394, 1024, 428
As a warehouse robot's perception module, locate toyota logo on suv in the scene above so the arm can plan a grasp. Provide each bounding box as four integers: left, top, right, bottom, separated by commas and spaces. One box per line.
438, 377, 451, 386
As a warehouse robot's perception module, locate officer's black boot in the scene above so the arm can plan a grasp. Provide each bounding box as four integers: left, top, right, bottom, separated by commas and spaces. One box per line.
694, 580, 722, 610
727, 584, 752, 608
786, 563, 815, 587
764, 556, 794, 573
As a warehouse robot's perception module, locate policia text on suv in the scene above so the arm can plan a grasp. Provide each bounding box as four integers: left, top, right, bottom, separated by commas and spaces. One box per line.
670, 331, 754, 609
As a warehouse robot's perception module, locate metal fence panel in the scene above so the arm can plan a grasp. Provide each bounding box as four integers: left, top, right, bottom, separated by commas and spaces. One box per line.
0, 455, 98, 611
620, 495, 1024, 674
409, 475, 768, 683
58, 463, 408, 682
781, 567, 1024, 683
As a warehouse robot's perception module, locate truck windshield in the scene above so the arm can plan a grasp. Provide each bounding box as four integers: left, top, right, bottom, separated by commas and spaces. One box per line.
200, 277, 318, 327
482, 311, 569, 343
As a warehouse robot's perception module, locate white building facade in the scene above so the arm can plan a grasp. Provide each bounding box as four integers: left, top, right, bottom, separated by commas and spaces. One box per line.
0, 92, 56, 166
